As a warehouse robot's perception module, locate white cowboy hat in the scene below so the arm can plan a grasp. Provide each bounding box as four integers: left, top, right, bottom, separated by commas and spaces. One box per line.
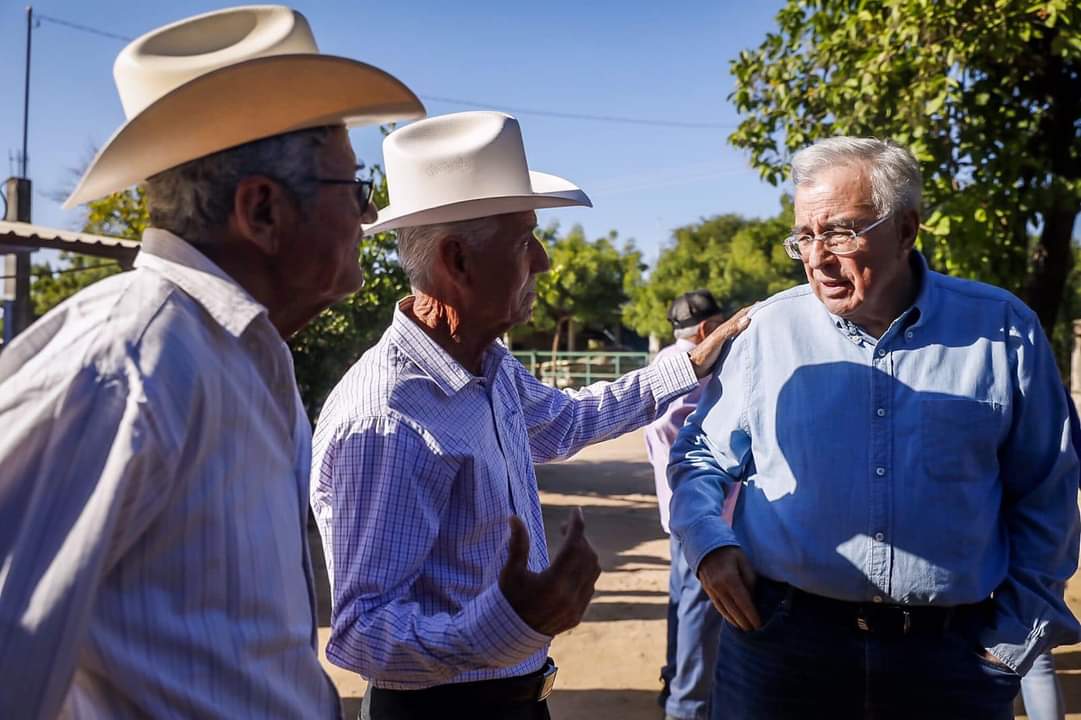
63, 5, 425, 208
363, 111, 591, 235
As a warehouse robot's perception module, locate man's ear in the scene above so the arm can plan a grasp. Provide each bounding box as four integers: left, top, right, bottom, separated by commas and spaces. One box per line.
230, 176, 295, 255
696, 317, 721, 343
898, 208, 920, 253
438, 234, 469, 287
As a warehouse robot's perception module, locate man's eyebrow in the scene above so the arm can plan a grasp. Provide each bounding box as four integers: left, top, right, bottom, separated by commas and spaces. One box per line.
792, 216, 863, 233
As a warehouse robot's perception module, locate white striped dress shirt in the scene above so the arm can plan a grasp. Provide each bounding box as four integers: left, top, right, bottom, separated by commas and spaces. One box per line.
310, 299, 697, 690
0, 229, 340, 719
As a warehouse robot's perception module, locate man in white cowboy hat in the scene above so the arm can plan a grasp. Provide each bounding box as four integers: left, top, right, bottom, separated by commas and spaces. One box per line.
309, 110, 751, 720
0, 6, 423, 719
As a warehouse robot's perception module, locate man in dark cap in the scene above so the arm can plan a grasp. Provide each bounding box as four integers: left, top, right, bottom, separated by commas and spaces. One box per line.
645, 290, 732, 720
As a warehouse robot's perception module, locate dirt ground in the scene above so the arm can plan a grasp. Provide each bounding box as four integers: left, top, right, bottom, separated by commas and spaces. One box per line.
313, 429, 1081, 719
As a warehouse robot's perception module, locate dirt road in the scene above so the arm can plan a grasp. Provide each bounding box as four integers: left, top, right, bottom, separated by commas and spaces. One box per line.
315, 429, 1081, 719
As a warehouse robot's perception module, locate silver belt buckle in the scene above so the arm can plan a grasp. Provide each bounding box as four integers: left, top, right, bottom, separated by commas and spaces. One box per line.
537, 662, 558, 701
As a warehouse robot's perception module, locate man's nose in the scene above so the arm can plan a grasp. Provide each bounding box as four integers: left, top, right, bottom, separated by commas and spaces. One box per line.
805, 238, 834, 270
360, 199, 378, 225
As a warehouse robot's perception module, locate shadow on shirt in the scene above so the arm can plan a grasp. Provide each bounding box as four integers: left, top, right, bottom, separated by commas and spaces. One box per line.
729, 359, 1044, 601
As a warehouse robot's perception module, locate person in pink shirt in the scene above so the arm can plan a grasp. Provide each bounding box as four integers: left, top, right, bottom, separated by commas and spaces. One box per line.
646, 290, 740, 720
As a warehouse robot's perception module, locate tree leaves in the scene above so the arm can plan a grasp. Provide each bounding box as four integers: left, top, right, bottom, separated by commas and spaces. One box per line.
515, 225, 641, 353
728, 0, 1081, 339
622, 198, 804, 339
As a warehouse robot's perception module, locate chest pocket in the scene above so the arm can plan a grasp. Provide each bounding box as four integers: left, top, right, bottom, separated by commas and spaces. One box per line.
921, 397, 1004, 481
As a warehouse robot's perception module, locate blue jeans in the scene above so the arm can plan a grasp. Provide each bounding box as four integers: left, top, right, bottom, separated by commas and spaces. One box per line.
1019, 651, 1064, 720
712, 578, 1021, 720
662, 535, 723, 720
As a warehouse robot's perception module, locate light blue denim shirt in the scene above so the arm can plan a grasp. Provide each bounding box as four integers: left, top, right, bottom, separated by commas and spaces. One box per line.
668, 252, 1081, 674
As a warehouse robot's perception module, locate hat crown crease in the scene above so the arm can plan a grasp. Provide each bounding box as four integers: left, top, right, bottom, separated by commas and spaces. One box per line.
386, 113, 533, 210
115, 6, 316, 118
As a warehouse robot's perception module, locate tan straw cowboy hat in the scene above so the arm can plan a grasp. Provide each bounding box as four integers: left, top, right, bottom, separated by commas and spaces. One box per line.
64, 4, 426, 208
363, 111, 591, 235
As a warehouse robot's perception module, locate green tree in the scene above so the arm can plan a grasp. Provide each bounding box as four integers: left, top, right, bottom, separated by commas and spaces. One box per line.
728, 0, 1081, 340
518, 224, 643, 356
290, 221, 408, 419
624, 198, 804, 339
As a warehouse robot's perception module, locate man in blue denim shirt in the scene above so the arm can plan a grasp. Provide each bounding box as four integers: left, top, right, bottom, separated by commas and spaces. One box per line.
669, 137, 1081, 719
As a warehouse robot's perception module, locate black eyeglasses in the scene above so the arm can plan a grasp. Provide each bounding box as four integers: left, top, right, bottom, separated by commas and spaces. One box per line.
309, 176, 376, 210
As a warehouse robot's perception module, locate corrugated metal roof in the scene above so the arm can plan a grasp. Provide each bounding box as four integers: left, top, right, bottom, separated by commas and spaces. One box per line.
0, 220, 140, 262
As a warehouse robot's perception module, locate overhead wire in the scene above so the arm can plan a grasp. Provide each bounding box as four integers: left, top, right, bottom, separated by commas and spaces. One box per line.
34, 13, 134, 42
29, 14, 733, 130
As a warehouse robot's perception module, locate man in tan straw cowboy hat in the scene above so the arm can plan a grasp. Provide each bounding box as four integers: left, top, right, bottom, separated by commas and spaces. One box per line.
0, 6, 423, 718
310, 110, 751, 720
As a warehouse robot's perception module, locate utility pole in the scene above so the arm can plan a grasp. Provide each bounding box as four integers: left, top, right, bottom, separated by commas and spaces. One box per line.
22, 6, 31, 177
3, 6, 35, 345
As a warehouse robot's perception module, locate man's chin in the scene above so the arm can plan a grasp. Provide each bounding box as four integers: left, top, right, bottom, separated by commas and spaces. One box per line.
323, 270, 365, 307
820, 296, 858, 318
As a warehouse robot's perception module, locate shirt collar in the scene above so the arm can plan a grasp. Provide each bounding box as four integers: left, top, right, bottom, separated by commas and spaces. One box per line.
389, 297, 481, 396
133, 228, 268, 337
905, 250, 934, 329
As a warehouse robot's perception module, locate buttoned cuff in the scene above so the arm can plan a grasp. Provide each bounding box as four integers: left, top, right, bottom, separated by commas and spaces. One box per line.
979, 619, 1050, 676
461, 583, 551, 668
648, 353, 699, 406
679, 515, 740, 576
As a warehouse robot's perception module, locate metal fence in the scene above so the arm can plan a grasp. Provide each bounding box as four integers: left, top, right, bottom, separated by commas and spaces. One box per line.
511, 350, 650, 387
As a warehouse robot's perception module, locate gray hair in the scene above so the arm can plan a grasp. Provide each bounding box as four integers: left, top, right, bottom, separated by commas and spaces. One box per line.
143, 126, 335, 242
396, 216, 501, 292
790, 137, 922, 216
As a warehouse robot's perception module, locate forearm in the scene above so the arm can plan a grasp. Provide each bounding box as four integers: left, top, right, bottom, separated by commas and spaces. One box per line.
528, 353, 697, 462
326, 582, 549, 685
668, 460, 742, 572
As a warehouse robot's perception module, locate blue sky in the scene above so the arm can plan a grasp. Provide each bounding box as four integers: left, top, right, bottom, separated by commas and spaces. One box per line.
0, 0, 789, 266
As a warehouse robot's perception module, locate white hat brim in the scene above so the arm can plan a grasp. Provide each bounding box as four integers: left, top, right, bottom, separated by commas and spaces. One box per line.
363, 170, 592, 235
64, 55, 426, 208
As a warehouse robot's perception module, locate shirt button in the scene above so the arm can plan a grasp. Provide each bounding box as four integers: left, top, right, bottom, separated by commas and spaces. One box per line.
876, 408, 886, 417
874, 532, 885, 541
873, 595, 884, 604
876, 348, 886, 357
875, 466, 886, 476
905, 330, 914, 340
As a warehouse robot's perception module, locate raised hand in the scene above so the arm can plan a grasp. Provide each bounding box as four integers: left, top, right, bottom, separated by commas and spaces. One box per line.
688, 305, 753, 379
697, 545, 761, 631
499, 508, 601, 637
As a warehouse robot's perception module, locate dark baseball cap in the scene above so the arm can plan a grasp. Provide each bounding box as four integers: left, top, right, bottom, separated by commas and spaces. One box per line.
668, 289, 724, 329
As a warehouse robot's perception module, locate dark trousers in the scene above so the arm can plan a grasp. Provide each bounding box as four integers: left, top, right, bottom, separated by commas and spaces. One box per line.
361, 688, 550, 720
360, 662, 555, 720
712, 578, 1021, 720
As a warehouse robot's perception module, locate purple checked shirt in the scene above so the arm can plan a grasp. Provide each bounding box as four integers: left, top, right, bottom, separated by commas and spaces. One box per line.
310, 299, 698, 689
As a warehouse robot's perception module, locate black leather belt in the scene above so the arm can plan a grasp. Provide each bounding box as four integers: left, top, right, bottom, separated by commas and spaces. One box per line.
758, 576, 990, 636
371, 658, 558, 708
